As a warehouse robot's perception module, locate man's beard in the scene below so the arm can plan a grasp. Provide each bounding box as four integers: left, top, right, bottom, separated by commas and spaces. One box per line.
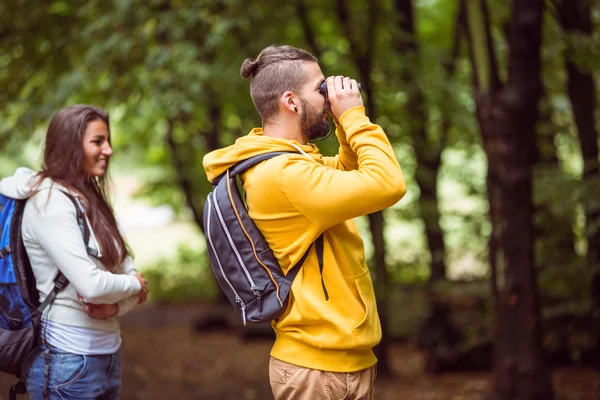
300, 98, 331, 141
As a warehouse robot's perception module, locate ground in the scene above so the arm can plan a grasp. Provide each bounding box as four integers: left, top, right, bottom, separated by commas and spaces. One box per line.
115, 302, 600, 400
2, 302, 599, 400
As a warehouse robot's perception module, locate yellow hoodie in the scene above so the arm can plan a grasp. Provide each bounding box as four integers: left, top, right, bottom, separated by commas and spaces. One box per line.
203, 106, 406, 372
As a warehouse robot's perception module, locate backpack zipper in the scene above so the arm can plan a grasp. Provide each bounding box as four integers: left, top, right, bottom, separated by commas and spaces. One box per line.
255, 290, 262, 313
0, 309, 21, 329
237, 295, 247, 325
212, 187, 258, 289
224, 171, 283, 308
206, 194, 247, 325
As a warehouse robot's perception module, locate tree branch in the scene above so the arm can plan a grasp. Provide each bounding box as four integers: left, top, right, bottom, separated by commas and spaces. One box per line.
296, 0, 322, 59
394, 0, 417, 52
545, 0, 560, 22
165, 118, 206, 233
439, 1, 465, 150
365, 0, 377, 65
461, 0, 502, 94
335, 0, 376, 115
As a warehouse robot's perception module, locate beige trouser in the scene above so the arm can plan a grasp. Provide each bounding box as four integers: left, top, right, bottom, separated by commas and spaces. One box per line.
269, 356, 376, 400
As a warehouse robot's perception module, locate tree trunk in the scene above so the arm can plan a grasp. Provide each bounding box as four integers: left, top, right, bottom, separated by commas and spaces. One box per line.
534, 94, 577, 269
157, 5, 223, 237
394, 0, 448, 282
165, 118, 205, 233
407, 1, 465, 370
296, 0, 322, 58
463, 0, 555, 398
558, 0, 600, 309
367, 211, 392, 375
167, 109, 227, 306
334, 0, 393, 376
165, 94, 222, 236
558, 0, 600, 355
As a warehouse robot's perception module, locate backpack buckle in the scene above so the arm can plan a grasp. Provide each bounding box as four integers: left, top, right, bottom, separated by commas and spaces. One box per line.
53, 274, 69, 291
9, 378, 27, 399
0, 245, 12, 259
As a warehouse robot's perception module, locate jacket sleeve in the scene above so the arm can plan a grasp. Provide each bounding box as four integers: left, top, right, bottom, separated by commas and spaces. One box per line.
323, 121, 359, 171
281, 106, 406, 231
116, 257, 141, 317
28, 192, 142, 304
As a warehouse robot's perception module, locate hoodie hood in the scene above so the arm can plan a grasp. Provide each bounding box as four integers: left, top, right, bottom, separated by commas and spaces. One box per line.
203, 128, 323, 182
0, 167, 38, 199
0, 168, 71, 199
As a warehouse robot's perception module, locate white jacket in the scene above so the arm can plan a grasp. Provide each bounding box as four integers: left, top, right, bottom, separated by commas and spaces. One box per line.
0, 168, 141, 333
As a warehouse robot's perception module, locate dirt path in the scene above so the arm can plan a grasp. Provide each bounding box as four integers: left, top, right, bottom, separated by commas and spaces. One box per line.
116, 303, 599, 400
1, 302, 598, 399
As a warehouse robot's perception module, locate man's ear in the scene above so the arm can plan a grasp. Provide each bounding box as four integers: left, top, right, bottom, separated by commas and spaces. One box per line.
281, 91, 298, 113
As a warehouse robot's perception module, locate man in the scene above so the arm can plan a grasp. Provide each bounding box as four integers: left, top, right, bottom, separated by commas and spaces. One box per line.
203, 45, 406, 399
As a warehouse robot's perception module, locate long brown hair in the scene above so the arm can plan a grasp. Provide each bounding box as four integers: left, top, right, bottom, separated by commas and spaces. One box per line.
37, 104, 131, 270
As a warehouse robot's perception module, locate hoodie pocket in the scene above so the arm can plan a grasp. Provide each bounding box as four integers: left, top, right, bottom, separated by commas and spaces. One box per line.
352, 270, 381, 348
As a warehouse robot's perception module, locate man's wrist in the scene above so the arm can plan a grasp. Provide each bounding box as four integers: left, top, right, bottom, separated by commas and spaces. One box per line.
339, 106, 366, 128
339, 106, 369, 139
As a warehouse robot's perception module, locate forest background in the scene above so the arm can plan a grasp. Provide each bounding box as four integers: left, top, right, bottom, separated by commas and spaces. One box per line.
1, 0, 599, 399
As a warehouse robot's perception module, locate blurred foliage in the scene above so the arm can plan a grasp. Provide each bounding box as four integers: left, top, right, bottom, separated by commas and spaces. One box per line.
142, 244, 217, 302
0, 0, 599, 313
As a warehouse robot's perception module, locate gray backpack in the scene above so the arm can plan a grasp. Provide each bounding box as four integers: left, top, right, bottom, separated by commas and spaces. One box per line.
203, 152, 327, 325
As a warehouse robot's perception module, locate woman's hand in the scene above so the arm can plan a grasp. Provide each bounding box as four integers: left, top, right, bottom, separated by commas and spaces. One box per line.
135, 272, 149, 304
76, 271, 148, 319
84, 303, 119, 319
77, 293, 120, 319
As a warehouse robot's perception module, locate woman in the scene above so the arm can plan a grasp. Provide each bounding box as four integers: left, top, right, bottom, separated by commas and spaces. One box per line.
0, 105, 148, 399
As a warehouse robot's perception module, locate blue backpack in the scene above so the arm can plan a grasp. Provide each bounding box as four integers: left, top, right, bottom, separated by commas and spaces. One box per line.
0, 192, 88, 399
203, 152, 327, 326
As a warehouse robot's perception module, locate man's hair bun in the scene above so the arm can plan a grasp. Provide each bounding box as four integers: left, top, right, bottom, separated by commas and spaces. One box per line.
241, 58, 258, 79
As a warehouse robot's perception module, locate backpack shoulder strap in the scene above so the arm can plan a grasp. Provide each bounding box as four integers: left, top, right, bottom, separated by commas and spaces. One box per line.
213, 152, 294, 185
10, 199, 38, 307
36, 190, 92, 307
59, 191, 90, 247
285, 234, 325, 285
37, 272, 69, 313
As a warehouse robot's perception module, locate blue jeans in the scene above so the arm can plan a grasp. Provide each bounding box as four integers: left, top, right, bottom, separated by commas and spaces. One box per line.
25, 344, 122, 400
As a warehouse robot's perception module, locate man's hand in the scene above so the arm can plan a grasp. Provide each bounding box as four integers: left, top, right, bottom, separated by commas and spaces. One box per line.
326, 75, 363, 121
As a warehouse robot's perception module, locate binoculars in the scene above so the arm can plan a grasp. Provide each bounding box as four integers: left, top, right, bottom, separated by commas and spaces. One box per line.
319, 81, 362, 98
